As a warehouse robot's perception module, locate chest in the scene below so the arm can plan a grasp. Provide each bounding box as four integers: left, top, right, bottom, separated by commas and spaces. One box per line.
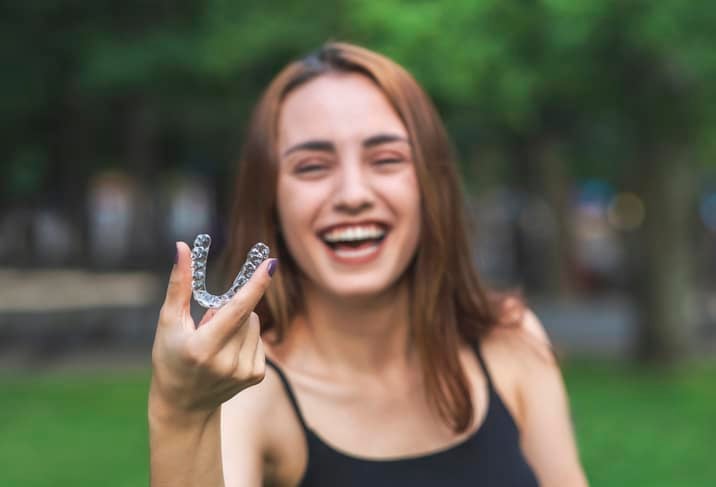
268, 365, 535, 487
265, 344, 527, 487
315, 388, 464, 457
279, 361, 492, 461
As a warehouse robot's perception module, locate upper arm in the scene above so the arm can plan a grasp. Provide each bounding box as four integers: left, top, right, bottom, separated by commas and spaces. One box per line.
221, 367, 307, 487
514, 310, 590, 487
221, 381, 269, 487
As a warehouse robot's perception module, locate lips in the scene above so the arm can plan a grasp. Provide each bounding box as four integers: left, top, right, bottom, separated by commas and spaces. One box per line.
316, 220, 390, 264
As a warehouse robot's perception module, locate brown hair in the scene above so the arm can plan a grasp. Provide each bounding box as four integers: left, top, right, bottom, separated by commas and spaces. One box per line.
220, 42, 522, 433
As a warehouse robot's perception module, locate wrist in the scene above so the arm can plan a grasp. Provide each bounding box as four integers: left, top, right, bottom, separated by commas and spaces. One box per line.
148, 380, 216, 430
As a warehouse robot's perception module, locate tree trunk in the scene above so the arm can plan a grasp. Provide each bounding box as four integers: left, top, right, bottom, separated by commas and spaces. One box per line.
533, 137, 575, 296
47, 83, 91, 266
125, 96, 161, 268
630, 146, 698, 362
515, 136, 574, 296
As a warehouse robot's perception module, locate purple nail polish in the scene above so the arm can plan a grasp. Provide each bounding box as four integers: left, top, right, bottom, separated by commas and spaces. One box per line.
268, 259, 278, 277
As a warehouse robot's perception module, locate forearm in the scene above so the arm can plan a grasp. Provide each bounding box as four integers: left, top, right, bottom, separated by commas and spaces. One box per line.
148, 388, 224, 487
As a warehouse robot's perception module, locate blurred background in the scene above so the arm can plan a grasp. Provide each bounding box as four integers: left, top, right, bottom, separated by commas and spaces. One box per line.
1, 1, 715, 486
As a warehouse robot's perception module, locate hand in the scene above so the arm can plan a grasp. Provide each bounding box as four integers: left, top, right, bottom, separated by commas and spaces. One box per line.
149, 241, 277, 422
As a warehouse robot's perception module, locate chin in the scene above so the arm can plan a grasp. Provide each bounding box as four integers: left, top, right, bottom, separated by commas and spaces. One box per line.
320, 272, 407, 301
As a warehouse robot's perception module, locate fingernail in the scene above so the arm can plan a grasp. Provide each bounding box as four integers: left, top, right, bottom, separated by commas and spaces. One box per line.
267, 258, 278, 277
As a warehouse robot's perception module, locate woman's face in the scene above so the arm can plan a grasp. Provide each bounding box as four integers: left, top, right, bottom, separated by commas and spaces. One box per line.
276, 72, 421, 299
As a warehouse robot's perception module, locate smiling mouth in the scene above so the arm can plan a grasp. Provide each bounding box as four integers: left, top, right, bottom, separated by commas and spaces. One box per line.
318, 223, 389, 260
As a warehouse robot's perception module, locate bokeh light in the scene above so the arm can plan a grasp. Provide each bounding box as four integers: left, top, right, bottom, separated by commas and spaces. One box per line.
607, 192, 646, 231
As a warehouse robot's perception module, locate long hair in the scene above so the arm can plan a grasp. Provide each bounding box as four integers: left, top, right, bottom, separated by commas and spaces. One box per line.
220, 42, 522, 433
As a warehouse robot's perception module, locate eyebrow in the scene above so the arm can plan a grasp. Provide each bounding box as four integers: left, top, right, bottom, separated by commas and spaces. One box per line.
282, 133, 410, 157
363, 133, 410, 148
282, 140, 334, 156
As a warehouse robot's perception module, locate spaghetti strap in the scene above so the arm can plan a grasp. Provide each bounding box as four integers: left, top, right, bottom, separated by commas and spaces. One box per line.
472, 340, 495, 391
265, 357, 310, 431
264, 345, 539, 487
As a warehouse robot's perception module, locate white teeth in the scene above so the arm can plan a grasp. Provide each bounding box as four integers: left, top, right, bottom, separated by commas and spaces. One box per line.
322, 225, 386, 243
334, 241, 381, 258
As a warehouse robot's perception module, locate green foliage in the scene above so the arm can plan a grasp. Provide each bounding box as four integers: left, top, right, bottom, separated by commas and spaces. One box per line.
2, 0, 716, 195
347, 1, 716, 165
4, 147, 48, 198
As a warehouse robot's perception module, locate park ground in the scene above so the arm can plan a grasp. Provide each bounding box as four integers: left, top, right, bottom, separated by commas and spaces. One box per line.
0, 360, 714, 487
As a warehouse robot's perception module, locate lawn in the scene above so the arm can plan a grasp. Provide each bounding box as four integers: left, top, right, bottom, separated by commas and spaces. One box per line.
564, 361, 716, 486
0, 361, 713, 486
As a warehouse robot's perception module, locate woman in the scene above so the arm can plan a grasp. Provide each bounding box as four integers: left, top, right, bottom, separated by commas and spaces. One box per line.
149, 42, 589, 486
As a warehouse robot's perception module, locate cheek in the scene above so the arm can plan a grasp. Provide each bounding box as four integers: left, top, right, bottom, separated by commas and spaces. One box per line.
276, 179, 303, 236
276, 178, 323, 244
396, 170, 422, 221
402, 172, 422, 250
379, 169, 422, 243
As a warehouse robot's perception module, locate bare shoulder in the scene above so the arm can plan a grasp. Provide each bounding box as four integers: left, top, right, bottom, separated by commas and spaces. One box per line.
479, 304, 556, 424
483, 302, 555, 368
221, 355, 307, 487
485, 304, 563, 418
482, 302, 589, 486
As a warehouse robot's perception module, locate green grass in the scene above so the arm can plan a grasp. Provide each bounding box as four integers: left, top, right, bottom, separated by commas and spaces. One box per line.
0, 371, 151, 487
565, 361, 716, 487
0, 362, 713, 486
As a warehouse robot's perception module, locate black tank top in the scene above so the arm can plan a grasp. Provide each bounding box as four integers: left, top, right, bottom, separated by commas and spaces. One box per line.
265, 342, 540, 487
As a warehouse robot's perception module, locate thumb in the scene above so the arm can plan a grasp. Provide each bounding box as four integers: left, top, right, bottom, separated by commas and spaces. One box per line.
218, 257, 278, 322
163, 241, 193, 314
232, 257, 278, 312
204, 257, 277, 348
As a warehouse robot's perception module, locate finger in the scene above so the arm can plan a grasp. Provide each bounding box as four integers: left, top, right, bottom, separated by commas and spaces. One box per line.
231, 314, 265, 386
214, 312, 261, 381
162, 242, 193, 318
237, 313, 262, 374
198, 308, 218, 327
200, 258, 278, 352
253, 338, 266, 380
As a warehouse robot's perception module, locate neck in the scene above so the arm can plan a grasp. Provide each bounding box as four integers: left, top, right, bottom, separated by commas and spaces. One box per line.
291, 277, 414, 377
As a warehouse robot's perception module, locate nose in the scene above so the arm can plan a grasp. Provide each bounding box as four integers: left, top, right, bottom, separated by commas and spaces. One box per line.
332, 159, 374, 215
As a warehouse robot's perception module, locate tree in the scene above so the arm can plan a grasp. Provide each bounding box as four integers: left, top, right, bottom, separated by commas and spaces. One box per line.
345, 0, 716, 361
3, 0, 716, 359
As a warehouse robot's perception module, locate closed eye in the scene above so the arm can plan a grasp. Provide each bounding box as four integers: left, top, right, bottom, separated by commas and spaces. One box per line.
295, 163, 327, 174
375, 158, 403, 165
